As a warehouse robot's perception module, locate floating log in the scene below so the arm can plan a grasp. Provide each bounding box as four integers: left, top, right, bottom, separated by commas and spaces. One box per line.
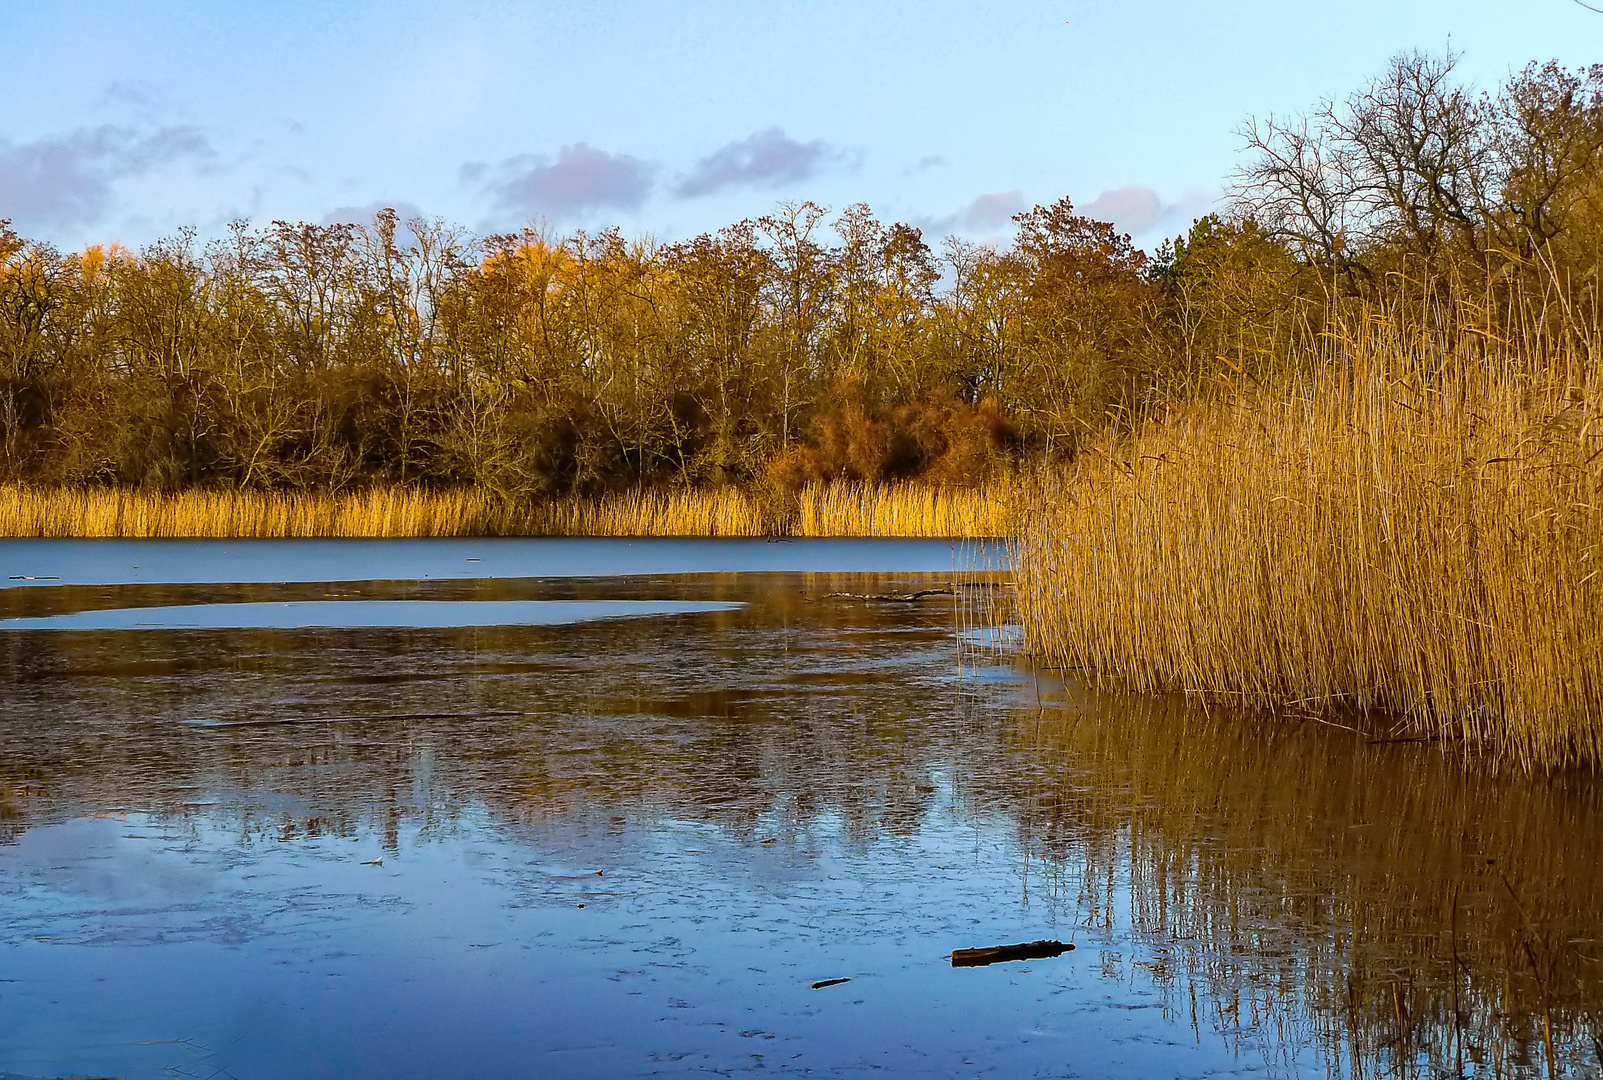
811, 977, 852, 989
950, 939, 1074, 967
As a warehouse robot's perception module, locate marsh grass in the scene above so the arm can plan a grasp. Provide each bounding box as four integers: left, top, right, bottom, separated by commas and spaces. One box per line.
0, 481, 1009, 540
1014, 314, 1603, 770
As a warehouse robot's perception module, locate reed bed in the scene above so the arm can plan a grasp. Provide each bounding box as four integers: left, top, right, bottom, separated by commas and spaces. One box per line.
1013, 318, 1603, 771
0, 481, 1009, 540
795, 481, 1012, 538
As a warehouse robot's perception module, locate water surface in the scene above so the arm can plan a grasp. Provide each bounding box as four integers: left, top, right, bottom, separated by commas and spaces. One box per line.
0, 599, 740, 631
0, 537, 985, 588
0, 539, 1597, 1079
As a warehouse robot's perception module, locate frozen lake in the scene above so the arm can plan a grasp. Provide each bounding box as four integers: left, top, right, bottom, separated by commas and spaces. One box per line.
0, 538, 1597, 1078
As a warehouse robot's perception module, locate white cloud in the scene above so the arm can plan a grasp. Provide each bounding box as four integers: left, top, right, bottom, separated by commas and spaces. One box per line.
672, 128, 851, 198
0, 123, 213, 233
957, 190, 1026, 231
916, 190, 1028, 237
1082, 186, 1215, 241
471, 143, 657, 221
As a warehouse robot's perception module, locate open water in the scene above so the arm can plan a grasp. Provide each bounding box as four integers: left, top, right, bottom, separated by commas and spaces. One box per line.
0, 538, 1598, 1078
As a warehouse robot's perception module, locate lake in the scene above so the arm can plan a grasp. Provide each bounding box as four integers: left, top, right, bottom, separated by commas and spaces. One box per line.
0, 538, 1598, 1078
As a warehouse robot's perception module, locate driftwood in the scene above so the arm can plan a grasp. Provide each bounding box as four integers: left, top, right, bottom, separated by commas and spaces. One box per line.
950, 939, 1074, 967
811, 977, 852, 989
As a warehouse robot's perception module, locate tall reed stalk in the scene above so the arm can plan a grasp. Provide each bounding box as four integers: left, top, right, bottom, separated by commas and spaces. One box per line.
0, 482, 1009, 540
1014, 314, 1603, 770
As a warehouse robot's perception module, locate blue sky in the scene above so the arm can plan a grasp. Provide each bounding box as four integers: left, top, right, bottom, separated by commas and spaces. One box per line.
2, 0, 1598, 251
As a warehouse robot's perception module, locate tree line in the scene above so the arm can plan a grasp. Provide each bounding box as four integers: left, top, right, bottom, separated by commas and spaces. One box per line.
1, 53, 1598, 497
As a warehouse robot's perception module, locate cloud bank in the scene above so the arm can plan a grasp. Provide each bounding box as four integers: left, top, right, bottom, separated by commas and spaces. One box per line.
471, 143, 657, 221
915, 187, 1215, 246
466, 128, 856, 224
673, 128, 849, 198
1081, 186, 1213, 240
917, 190, 1027, 237
0, 123, 213, 232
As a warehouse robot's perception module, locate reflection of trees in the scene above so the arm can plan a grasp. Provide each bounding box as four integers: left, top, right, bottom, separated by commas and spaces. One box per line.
2, 587, 1601, 1074
0, 575, 978, 846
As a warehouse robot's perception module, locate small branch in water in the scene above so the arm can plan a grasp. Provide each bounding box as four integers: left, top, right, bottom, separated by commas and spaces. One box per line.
1297, 714, 1370, 736
951, 940, 1074, 967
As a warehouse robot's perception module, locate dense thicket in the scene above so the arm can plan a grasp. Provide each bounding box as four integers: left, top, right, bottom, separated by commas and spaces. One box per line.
1, 53, 1598, 496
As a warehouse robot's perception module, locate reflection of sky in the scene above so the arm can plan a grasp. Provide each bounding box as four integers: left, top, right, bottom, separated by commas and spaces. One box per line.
0, 537, 991, 589
0, 806, 1278, 1080
0, 554, 1277, 1077
0, 599, 743, 631
2, 1, 1596, 250
2, 553, 1599, 1076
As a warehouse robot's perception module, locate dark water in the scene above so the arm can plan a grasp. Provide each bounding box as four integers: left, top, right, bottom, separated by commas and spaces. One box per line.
0, 539, 1598, 1079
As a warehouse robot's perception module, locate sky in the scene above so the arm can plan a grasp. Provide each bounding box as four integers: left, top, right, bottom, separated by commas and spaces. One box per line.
1, 0, 1599, 253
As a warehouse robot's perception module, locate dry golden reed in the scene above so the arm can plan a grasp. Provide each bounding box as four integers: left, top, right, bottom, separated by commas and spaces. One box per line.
0, 482, 1009, 541
1014, 317, 1603, 771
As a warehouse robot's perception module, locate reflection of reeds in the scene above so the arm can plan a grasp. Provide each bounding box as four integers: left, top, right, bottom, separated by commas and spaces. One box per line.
7, 584, 1602, 1074
954, 538, 1017, 670
1013, 315, 1603, 770
995, 687, 1603, 1077
0, 481, 1009, 539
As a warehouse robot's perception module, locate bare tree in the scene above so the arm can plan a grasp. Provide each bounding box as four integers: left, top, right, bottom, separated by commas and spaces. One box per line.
1234, 51, 1500, 290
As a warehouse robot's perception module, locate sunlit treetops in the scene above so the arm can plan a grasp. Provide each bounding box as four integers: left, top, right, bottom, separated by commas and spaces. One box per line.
0, 54, 1597, 495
